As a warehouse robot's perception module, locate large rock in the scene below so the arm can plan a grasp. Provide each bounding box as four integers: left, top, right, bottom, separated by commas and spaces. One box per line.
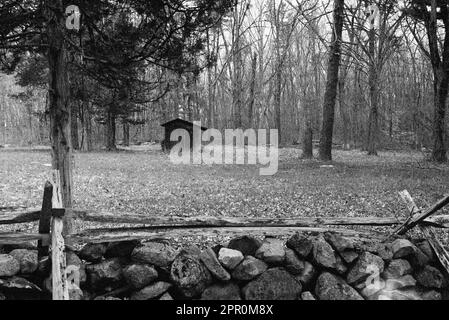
201, 283, 241, 300
312, 237, 346, 274
232, 256, 267, 281
385, 275, 417, 291
170, 253, 212, 298
324, 233, 354, 252
123, 264, 158, 289
255, 238, 285, 264
287, 234, 314, 258
408, 247, 430, 269
243, 268, 302, 300
0, 292, 5, 300
130, 281, 172, 300
383, 259, 412, 279
358, 279, 386, 300
79, 243, 107, 263
376, 289, 422, 301
340, 251, 359, 264
347, 252, 384, 285
296, 261, 317, 287
315, 272, 363, 301
301, 292, 316, 300
312, 236, 336, 269
200, 248, 231, 281
9, 249, 38, 274
324, 233, 358, 264
132, 242, 177, 268
181, 245, 202, 259
284, 248, 305, 275
416, 240, 437, 262
334, 255, 348, 275
0, 254, 20, 277
159, 292, 174, 300
228, 236, 262, 257
66, 251, 86, 285
391, 239, 415, 259
105, 241, 140, 258
69, 286, 84, 301
416, 265, 446, 289
85, 258, 123, 290
360, 242, 393, 262
218, 248, 244, 270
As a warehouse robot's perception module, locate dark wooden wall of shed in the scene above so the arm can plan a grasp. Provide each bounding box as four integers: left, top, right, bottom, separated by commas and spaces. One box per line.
162, 122, 194, 152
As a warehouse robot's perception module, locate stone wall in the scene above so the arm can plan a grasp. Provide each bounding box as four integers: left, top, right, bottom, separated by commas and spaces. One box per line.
0, 232, 448, 300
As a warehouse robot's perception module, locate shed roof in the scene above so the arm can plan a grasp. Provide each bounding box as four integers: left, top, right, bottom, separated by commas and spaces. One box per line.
161, 118, 208, 131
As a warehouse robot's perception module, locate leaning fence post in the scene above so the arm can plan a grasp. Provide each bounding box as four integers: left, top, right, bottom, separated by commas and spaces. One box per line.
38, 181, 53, 258
51, 172, 70, 300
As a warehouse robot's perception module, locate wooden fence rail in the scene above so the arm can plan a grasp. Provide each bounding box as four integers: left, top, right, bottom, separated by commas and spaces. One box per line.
69, 226, 386, 244
3, 208, 449, 229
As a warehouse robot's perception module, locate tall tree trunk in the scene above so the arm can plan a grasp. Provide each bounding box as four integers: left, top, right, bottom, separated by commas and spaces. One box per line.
106, 107, 117, 151
273, 2, 282, 144
302, 121, 313, 158
302, 23, 318, 159
338, 82, 350, 150
367, 79, 379, 155
426, 0, 448, 162
366, 27, 379, 156
248, 53, 257, 128
338, 67, 349, 151
71, 103, 79, 150
232, 6, 243, 128
319, 0, 345, 161
206, 29, 215, 128
274, 59, 282, 144
46, 0, 72, 204
338, 25, 354, 151
85, 102, 93, 151
27, 103, 33, 146
123, 121, 130, 147
45, 0, 73, 239
432, 69, 448, 161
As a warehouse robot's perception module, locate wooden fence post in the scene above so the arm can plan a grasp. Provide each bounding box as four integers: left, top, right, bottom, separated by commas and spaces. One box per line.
38, 181, 53, 258
51, 171, 70, 300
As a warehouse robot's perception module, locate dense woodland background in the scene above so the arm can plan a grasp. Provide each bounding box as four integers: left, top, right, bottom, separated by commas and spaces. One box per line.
0, 0, 448, 157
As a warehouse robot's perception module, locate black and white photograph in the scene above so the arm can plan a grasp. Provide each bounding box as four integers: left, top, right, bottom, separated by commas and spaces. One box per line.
0, 0, 449, 307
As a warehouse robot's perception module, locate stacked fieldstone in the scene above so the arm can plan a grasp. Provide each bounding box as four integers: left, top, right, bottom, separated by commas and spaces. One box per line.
0, 233, 448, 300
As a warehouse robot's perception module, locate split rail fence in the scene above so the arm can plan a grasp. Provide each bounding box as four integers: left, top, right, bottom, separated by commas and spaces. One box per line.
1, 170, 449, 300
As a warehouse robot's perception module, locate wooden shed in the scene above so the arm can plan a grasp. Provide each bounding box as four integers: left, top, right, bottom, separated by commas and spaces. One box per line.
161, 118, 207, 152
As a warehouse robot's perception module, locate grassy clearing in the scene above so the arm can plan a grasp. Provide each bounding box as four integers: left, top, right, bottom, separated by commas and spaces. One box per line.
1, 147, 448, 245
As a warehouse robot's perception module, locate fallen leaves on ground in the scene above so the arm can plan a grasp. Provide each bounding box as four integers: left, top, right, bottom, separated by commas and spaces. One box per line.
0, 147, 448, 246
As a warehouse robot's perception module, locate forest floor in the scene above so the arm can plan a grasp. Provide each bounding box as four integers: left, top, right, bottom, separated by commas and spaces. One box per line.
1, 146, 449, 246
